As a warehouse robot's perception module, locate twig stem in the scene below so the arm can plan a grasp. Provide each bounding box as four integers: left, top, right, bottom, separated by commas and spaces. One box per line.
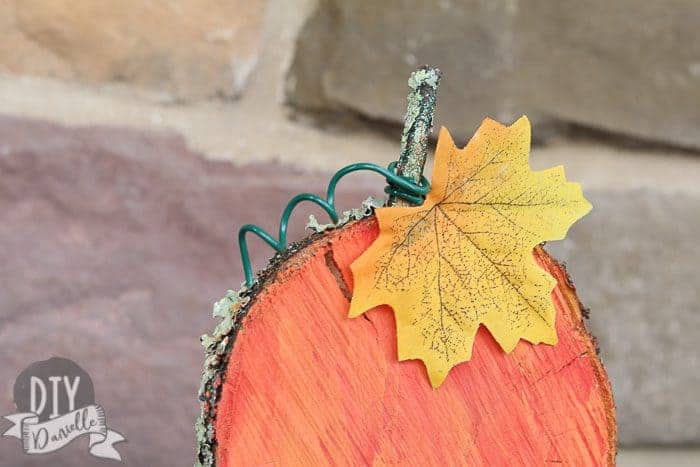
390, 65, 442, 206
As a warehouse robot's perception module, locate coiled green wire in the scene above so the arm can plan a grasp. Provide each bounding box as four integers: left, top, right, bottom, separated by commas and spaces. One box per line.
238, 161, 430, 287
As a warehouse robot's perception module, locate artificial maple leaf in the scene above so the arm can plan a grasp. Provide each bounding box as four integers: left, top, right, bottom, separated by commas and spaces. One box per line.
348, 116, 592, 387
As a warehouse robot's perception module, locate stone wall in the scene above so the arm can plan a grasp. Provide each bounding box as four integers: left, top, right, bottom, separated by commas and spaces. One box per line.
0, 0, 266, 101
3, 0, 698, 148
287, 0, 700, 149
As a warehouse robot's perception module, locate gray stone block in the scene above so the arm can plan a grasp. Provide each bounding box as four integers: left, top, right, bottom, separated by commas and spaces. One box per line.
548, 189, 700, 444
287, 0, 700, 149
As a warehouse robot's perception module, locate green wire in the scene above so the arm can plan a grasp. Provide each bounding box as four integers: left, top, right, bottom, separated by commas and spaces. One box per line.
238, 162, 430, 287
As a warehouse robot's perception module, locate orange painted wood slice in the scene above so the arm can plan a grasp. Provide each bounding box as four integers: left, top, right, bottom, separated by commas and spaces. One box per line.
212, 216, 616, 466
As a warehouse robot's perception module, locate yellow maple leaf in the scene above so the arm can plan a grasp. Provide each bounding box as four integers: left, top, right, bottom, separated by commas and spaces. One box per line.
349, 116, 592, 387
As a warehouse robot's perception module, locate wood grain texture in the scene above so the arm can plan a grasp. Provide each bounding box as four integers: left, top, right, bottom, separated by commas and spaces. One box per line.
213, 217, 616, 466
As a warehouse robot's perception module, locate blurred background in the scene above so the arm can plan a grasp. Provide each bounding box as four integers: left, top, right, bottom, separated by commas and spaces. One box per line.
0, 1, 698, 465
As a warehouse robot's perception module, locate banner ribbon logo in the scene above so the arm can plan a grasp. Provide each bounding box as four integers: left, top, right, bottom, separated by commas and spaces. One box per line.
4, 404, 125, 460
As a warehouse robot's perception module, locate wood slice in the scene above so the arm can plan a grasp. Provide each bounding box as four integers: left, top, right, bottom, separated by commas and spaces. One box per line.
207, 216, 616, 466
